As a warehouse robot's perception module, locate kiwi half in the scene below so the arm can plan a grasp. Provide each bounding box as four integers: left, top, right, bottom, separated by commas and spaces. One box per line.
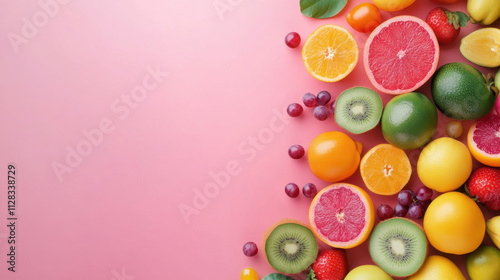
263, 220, 318, 274
369, 218, 428, 277
334, 87, 383, 134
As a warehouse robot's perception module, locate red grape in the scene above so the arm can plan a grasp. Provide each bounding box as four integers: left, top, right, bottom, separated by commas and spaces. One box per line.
302, 183, 317, 198
313, 105, 329, 121
377, 204, 394, 220
317, 90, 331, 105
288, 145, 305, 159
302, 92, 318, 107
243, 242, 258, 257
408, 203, 424, 219
397, 190, 415, 206
415, 186, 433, 201
394, 203, 408, 217
285, 183, 300, 198
287, 103, 303, 117
329, 100, 336, 114
285, 32, 301, 48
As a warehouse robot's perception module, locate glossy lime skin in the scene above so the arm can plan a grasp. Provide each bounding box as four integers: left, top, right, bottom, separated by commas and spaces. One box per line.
466, 245, 500, 280
431, 62, 495, 120
381, 92, 437, 150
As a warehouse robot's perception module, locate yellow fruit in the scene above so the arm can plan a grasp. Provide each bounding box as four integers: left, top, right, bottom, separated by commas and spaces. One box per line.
240, 267, 258, 280
417, 137, 472, 192
423, 192, 485, 255
360, 144, 412, 195
302, 25, 358, 82
486, 216, 500, 249
371, 0, 416, 11
407, 255, 465, 280
460, 28, 500, 68
466, 245, 500, 280
344, 265, 394, 280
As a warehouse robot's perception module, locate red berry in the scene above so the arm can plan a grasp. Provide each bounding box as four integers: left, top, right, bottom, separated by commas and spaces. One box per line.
425, 8, 468, 45
308, 249, 348, 280
467, 167, 500, 210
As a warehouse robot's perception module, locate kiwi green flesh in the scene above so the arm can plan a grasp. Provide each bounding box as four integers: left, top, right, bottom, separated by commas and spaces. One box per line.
369, 218, 427, 277
335, 87, 383, 134
262, 273, 295, 280
265, 223, 318, 274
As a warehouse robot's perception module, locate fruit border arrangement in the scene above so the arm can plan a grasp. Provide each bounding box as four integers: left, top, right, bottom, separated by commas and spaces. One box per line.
242, 0, 500, 280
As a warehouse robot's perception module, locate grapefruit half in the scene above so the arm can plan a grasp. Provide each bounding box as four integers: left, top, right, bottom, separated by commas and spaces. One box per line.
309, 183, 375, 249
468, 113, 500, 167
364, 16, 439, 95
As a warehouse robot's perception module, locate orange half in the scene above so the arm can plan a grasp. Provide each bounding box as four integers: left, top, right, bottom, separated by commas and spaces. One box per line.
302, 25, 359, 82
360, 143, 412, 195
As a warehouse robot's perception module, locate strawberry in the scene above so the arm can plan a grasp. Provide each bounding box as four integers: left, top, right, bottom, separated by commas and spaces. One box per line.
466, 167, 500, 211
307, 248, 348, 280
425, 7, 469, 45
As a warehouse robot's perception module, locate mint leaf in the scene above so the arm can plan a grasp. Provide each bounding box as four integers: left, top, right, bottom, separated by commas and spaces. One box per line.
300, 0, 348, 19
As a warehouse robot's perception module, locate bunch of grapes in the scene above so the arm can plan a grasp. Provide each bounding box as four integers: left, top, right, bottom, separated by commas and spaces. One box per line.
377, 186, 433, 220
287, 91, 335, 121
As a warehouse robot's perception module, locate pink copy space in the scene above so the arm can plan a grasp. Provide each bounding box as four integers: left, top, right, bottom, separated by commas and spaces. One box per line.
0, 0, 499, 279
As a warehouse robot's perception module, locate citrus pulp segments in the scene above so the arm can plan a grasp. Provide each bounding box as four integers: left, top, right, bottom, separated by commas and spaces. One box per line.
302, 25, 359, 82
309, 183, 375, 249
460, 28, 500, 68
360, 144, 412, 195
467, 113, 500, 167
363, 16, 439, 95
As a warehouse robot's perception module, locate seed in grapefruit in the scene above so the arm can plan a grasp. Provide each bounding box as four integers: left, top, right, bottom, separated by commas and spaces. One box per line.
360, 144, 412, 195
309, 183, 375, 249
364, 16, 439, 95
302, 25, 359, 82
468, 113, 500, 167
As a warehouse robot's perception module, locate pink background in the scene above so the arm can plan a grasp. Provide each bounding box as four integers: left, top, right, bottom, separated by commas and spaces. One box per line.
0, 0, 499, 279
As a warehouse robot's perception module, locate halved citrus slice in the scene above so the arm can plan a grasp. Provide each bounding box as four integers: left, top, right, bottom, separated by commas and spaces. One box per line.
467, 113, 500, 167
360, 143, 412, 195
309, 183, 375, 249
460, 28, 500, 68
302, 25, 359, 82
364, 16, 439, 95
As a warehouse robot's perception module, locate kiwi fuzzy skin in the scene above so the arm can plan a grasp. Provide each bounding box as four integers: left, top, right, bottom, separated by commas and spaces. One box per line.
369, 217, 429, 277
262, 219, 319, 275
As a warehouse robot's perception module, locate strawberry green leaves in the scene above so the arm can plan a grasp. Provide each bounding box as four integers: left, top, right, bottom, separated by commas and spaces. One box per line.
300, 0, 348, 19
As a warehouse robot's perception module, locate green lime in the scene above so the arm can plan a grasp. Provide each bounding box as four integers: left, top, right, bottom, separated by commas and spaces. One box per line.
381, 92, 437, 150
431, 62, 496, 120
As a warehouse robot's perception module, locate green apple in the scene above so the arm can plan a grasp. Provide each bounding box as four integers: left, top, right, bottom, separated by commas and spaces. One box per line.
466, 245, 500, 280
344, 265, 393, 280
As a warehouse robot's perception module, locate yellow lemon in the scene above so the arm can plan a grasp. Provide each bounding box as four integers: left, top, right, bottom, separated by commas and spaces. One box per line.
417, 137, 472, 192
407, 255, 465, 280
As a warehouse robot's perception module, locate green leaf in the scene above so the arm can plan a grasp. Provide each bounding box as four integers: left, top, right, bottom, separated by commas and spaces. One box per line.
306, 268, 317, 280
456, 11, 469, 27
300, 0, 348, 19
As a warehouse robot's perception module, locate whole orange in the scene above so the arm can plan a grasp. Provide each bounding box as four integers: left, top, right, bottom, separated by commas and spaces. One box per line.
307, 131, 362, 182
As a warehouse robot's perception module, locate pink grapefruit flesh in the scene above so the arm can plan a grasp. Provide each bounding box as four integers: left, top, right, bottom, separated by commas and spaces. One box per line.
309, 183, 375, 249
468, 113, 500, 167
364, 15, 439, 95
